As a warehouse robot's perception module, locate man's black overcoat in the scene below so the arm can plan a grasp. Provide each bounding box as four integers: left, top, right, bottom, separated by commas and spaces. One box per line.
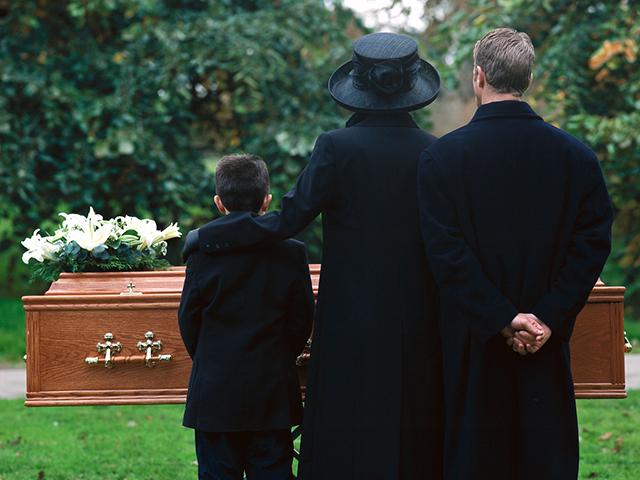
179, 231, 314, 432
418, 101, 612, 480
190, 113, 444, 479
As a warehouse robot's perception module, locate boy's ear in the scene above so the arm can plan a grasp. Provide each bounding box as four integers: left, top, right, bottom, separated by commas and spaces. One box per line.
214, 195, 229, 215
259, 194, 273, 215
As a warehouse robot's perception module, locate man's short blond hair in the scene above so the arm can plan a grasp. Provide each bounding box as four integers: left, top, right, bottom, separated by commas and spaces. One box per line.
473, 28, 535, 97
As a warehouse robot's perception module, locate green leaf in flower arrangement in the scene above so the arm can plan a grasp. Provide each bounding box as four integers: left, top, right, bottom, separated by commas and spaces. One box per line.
116, 244, 131, 253
64, 241, 81, 256
113, 244, 133, 261
91, 244, 110, 261
119, 235, 140, 246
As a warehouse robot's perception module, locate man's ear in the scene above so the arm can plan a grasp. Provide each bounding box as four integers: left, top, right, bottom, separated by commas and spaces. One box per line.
259, 194, 273, 215
474, 65, 485, 89
214, 195, 229, 215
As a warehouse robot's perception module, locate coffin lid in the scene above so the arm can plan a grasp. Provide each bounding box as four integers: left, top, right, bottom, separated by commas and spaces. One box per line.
45, 268, 187, 295
43, 265, 322, 296
41, 267, 612, 300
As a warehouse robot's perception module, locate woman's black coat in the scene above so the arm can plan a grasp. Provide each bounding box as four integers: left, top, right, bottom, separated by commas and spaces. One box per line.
196, 112, 444, 479
417, 101, 613, 480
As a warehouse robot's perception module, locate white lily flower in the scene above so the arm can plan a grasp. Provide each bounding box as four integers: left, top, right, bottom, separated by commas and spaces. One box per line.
120, 216, 181, 250
47, 228, 67, 243
159, 223, 182, 242
122, 217, 159, 250
65, 207, 114, 251
21, 229, 61, 264
67, 227, 112, 252
59, 211, 102, 231
24, 208, 181, 275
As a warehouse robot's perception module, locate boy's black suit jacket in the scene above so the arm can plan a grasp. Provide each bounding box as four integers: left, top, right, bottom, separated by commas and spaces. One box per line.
418, 101, 613, 480
179, 218, 313, 433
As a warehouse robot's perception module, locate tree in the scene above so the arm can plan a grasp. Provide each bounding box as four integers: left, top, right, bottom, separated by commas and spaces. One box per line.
0, 0, 362, 294
426, 0, 640, 316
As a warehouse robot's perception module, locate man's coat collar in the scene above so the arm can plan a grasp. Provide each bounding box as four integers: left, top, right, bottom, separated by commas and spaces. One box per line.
470, 100, 542, 123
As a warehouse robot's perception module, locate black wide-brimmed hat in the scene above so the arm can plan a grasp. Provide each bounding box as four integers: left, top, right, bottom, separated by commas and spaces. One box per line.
328, 32, 440, 112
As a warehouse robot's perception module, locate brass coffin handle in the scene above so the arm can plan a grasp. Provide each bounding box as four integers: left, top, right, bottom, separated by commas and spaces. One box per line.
137, 331, 172, 368
85, 332, 122, 368
624, 331, 633, 353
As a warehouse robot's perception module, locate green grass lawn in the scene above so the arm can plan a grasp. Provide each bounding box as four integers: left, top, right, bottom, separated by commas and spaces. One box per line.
0, 401, 301, 480
1, 296, 639, 478
0, 393, 638, 479
577, 391, 640, 479
0, 402, 196, 480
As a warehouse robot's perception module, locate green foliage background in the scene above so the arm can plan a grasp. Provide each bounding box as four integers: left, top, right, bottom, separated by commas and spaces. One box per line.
426, 0, 640, 318
0, 0, 362, 295
1, 0, 639, 320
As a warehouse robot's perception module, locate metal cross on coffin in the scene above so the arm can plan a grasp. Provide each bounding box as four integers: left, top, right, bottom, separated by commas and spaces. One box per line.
120, 281, 143, 296
137, 331, 164, 368
96, 332, 122, 369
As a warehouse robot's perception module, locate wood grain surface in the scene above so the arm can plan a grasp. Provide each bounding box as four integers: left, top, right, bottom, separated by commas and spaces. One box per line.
23, 266, 626, 406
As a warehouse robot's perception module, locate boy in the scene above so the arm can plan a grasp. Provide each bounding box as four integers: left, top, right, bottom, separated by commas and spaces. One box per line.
179, 154, 314, 480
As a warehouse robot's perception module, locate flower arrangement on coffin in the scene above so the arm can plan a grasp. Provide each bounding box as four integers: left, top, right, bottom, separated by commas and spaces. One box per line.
22, 207, 182, 282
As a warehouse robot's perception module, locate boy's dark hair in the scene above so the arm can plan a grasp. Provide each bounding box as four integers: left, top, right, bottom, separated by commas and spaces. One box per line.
215, 154, 270, 213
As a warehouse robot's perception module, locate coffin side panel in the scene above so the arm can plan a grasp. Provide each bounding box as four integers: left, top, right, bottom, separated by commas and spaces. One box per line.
25, 310, 41, 393
24, 271, 626, 405
25, 296, 192, 406
572, 288, 626, 398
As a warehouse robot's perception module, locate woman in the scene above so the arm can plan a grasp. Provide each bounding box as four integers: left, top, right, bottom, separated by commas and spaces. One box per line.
186, 32, 444, 479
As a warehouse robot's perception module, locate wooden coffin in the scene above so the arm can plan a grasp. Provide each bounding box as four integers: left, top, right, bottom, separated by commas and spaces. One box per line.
23, 266, 625, 406
23, 269, 189, 407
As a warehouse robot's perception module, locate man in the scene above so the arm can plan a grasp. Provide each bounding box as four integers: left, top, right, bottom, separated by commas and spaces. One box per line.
418, 28, 613, 479
184, 33, 444, 479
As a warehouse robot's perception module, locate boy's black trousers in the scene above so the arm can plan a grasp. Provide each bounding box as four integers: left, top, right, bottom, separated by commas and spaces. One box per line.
195, 429, 294, 480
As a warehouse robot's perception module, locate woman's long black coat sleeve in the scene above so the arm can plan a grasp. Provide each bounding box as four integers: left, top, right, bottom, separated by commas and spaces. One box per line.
197, 133, 337, 253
